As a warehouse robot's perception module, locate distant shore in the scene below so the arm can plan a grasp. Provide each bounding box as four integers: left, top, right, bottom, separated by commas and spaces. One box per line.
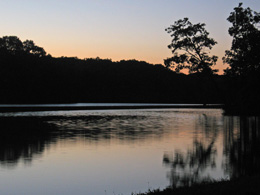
0, 103, 224, 112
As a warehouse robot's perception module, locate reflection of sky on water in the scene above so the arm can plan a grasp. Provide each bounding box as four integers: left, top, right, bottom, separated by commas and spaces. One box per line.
0, 109, 258, 194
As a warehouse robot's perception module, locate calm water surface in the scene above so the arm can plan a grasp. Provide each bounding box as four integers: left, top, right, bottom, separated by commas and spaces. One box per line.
0, 109, 259, 194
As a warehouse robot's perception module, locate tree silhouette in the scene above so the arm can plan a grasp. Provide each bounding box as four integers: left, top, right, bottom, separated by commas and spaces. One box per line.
223, 3, 260, 77
23, 40, 46, 57
222, 4, 260, 115
0, 36, 46, 57
164, 18, 218, 74
0, 36, 23, 55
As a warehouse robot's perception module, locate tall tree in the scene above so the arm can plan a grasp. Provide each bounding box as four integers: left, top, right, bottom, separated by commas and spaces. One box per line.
165, 18, 218, 74
223, 3, 260, 77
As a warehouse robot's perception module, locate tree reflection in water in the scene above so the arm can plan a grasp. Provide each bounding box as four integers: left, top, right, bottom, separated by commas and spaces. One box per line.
0, 117, 55, 168
223, 116, 260, 179
1, 110, 259, 190
163, 113, 219, 187
163, 115, 260, 188
0, 114, 166, 168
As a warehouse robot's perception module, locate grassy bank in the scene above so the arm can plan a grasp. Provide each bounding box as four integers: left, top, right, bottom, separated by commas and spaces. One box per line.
136, 175, 260, 195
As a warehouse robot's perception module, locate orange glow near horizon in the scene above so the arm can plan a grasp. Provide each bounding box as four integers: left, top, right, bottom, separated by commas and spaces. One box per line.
41, 35, 228, 75
1, 0, 258, 75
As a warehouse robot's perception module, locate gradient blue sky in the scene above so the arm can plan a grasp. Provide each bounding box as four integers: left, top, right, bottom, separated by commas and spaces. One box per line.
1, 0, 259, 74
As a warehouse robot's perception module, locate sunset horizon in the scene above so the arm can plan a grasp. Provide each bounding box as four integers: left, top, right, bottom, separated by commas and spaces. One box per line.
1, 0, 259, 74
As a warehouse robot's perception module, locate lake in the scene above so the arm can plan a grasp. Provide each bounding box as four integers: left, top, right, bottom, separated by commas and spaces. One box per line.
0, 108, 259, 195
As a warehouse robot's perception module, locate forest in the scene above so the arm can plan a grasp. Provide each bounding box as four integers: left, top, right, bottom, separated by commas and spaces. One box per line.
0, 44, 224, 105
0, 3, 259, 115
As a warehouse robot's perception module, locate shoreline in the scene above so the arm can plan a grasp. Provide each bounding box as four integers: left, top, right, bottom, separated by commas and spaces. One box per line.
0, 103, 223, 112
136, 175, 260, 195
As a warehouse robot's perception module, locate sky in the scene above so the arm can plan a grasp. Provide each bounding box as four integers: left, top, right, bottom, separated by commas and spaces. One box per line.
0, 0, 260, 74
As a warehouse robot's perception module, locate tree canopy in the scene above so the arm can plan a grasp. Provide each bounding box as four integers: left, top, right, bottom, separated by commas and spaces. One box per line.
0, 36, 46, 57
223, 3, 260, 77
164, 18, 218, 74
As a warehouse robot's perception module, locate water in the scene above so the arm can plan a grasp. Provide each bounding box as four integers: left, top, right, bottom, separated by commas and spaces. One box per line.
0, 103, 202, 107
0, 108, 259, 194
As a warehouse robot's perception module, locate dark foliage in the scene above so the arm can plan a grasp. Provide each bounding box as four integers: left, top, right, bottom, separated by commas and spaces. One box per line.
223, 3, 260, 77
223, 3, 260, 115
165, 18, 218, 74
0, 36, 224, 104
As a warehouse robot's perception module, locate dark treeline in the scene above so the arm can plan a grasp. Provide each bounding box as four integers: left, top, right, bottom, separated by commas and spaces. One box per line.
0, 3, 259, 114
0, 36, 224, 104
